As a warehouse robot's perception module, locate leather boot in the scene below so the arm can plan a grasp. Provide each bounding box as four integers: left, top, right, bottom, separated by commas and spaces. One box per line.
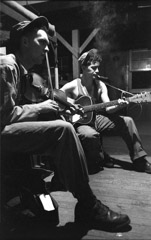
75, 199, 130, 230
133, 157, 151, 174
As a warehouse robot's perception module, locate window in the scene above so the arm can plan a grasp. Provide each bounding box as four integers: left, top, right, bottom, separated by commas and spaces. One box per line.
129, 50, 151, 92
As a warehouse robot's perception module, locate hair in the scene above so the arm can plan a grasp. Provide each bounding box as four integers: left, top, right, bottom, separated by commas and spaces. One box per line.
78, 49, 102, 68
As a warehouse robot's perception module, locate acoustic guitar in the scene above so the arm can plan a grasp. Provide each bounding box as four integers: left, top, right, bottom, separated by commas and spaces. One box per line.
70, 92, 151, 125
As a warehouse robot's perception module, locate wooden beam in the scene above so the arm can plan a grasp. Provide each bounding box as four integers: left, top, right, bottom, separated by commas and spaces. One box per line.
79, 28, 99, 54
0, 47, 6, 55
1, 2, 28, 22
14, 1, 47, 6
56, 32, 77, 57
72, 29, 80, 78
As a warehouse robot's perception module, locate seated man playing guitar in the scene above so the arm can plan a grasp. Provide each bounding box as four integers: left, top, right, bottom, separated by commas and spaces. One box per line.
60, 48, 151, 174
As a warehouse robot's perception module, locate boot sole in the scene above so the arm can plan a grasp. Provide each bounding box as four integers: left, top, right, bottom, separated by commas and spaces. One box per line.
75, 217, 131, 231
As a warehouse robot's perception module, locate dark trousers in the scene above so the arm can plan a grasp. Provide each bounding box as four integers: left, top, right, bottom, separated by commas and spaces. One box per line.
1, 120, 89, 195
95, 114, 147, 161
75, 113, 147, 164
76, 124, 104, 168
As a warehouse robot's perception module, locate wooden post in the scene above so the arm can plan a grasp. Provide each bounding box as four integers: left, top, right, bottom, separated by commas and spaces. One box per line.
72, 29, 80, 78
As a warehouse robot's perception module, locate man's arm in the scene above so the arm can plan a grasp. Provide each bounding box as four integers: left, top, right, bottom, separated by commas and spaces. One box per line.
0, 64, 59, 129
60, 79, 79, 99
98, 81, 128, 114
60, 80, 84, 116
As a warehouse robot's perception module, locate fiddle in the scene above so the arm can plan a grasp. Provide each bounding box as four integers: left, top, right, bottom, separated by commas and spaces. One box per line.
22, 72, 83, 115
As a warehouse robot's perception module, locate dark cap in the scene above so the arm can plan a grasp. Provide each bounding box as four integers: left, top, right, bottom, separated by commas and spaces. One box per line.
10, 16, 49, 45
78, 49, 102, 67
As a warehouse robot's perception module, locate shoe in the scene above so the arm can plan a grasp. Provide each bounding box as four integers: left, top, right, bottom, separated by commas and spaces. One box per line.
103, 152, 114, 168
75, 199, 130, 230
133, 157, 151, 174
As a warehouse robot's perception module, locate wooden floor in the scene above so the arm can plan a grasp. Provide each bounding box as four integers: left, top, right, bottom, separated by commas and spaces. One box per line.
2, 121, 151, 240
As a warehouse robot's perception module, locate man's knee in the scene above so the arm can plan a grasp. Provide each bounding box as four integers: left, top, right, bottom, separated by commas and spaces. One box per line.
77, 126, 99, 139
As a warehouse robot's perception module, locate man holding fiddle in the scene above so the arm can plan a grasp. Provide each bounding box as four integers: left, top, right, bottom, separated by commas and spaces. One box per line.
61, 48, 151, 174
0, 17, 130, 230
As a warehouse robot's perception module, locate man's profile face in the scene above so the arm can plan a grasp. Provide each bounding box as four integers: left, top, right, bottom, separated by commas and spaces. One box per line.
83, 61, 100, 78
25, 28, 49, 65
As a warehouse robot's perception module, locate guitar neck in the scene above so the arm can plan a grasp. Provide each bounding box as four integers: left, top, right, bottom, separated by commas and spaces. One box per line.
77, 91, 151, 114
83, 98, 130, 113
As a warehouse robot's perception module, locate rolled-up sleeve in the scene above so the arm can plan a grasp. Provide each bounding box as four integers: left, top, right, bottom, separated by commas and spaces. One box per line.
0, 62, 40, 129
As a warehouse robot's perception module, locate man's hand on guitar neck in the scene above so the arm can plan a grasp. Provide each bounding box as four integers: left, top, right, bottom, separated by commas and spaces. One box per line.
106, 98, 129, 114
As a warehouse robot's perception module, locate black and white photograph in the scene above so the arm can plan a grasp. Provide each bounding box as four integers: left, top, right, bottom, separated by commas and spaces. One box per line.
0, 1, 151, 239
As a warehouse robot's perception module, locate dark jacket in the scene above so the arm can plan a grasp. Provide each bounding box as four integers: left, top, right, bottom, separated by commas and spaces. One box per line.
0, 54, 39, 131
